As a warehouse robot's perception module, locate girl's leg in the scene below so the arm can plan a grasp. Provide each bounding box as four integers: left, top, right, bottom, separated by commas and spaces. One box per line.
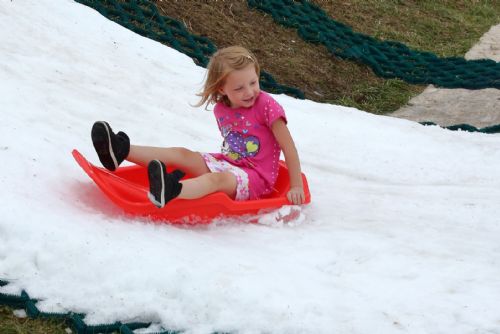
127, 145, 210, 177
179, 172, 237, 200
147, 159, 237, 208
91, 122, 208, 176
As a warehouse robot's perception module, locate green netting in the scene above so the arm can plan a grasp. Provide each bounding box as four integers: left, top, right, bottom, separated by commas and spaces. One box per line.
420, 122, 500, 134
75, 0, 304, 99
248, 0, 500, 89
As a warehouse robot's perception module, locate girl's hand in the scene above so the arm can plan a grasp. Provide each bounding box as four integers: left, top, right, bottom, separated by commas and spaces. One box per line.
287, 186, 305, 205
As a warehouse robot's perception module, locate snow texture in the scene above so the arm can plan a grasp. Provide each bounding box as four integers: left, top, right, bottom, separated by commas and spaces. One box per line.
1, 1, 500, 333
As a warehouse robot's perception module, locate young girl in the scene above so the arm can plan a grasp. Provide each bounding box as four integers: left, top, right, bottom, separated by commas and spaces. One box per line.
91, 46, 305, 208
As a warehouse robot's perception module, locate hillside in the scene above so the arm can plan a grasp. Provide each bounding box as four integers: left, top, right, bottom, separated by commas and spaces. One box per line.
156, 0, 499, 113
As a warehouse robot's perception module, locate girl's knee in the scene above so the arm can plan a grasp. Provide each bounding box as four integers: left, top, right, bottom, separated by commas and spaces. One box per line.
208, 171, 234, 185
172, 147, 194, 159
173, 148, 208, 176
209, 172, 237, 195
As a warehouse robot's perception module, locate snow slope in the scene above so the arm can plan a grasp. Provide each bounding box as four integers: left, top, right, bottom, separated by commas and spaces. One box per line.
1, 1, 499, 333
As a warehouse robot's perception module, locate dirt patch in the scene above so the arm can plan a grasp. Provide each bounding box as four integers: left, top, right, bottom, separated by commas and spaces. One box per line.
155, 0, 420, 114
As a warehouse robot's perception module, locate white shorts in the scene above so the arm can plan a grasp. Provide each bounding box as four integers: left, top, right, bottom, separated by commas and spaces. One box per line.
201, 153, 250, 201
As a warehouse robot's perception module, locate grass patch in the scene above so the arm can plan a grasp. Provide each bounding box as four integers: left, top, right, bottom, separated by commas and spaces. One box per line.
156, 0, 499, 113
332, 79, 418, 114
318, 0, 499, 57
0, 306, 68, 334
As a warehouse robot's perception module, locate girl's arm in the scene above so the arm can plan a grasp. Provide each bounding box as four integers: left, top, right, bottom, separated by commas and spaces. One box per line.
271, 118, 305, 205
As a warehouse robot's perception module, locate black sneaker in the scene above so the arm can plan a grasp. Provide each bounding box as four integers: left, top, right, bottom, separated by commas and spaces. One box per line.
91, 121, 130, 171
147, 160, 185, 208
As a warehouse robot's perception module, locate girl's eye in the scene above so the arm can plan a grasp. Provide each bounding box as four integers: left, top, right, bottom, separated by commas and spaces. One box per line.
235, 87, 243, 91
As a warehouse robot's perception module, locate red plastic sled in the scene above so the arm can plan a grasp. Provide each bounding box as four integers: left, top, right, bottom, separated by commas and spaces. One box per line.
72, 149, 310, 223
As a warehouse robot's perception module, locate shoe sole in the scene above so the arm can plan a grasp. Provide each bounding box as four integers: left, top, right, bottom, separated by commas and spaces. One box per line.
91, 121, 118, 171
148, 160, 166, 208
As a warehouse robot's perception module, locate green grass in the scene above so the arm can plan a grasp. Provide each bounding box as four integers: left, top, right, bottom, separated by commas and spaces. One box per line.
314, 0, 499, 112
0, 306, 68, 334
332, 79, 418, 115
319, 0, 499, 57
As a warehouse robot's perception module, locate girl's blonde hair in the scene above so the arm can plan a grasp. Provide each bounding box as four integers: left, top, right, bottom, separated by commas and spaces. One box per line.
196, 46, 260, 108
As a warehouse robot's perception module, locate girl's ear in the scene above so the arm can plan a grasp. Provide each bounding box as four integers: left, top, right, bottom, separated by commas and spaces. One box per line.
218, 87, 226, 96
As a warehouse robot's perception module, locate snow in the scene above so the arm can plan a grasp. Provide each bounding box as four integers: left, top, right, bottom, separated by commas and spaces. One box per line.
1, 1, 500, 333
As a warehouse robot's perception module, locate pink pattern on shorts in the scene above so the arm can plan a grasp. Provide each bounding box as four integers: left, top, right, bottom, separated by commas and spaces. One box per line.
201, 153, 250, 201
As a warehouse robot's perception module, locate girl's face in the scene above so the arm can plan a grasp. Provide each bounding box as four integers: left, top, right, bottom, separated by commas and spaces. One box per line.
219, 64, 260, 109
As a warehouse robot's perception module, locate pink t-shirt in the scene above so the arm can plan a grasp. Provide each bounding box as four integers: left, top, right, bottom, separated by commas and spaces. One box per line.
210, 91, 287, 199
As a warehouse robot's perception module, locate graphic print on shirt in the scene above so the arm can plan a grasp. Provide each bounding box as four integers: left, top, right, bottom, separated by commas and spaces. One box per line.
219, 116, 260, 162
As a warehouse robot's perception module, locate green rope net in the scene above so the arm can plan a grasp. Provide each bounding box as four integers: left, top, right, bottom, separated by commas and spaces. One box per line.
420, 122, 500, 134
248, 0, 500, 90
75, 0, 305, 99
